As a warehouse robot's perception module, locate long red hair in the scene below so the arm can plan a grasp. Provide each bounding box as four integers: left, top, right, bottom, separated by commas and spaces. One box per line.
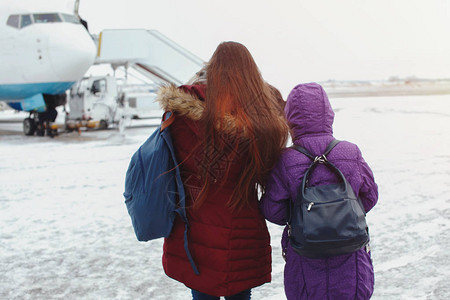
194, 41, 289, 210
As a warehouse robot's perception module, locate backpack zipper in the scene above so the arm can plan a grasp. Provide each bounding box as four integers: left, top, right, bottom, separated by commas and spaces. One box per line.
307, 198, 347, 211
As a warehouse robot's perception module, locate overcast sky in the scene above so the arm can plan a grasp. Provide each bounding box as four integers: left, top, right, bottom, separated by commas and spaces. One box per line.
47, 0, 450, 95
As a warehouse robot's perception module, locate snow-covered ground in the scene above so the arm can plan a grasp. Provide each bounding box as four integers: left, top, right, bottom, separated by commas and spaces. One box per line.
1, 94, 449, 299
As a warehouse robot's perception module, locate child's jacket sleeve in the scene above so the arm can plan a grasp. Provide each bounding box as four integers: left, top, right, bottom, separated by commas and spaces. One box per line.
356, 146, 378, 213
260, 156, 290, 226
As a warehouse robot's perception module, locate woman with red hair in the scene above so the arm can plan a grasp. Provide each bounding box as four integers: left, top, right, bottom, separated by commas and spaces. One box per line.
156, 41, 289, 299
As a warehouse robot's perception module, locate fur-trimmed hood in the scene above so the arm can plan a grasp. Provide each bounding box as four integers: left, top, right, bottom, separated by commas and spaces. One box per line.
156, 84, 250, 137
156, 84, 205, 121
156, 83, 287, 140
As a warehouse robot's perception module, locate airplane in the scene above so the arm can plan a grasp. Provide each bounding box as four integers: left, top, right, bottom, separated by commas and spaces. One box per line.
0, 0, 97, 136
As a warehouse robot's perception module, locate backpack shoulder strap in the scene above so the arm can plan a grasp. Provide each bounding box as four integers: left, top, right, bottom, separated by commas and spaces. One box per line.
289, 144, 314, 160
323, 139, 340, 156
159, 110, 199, 275
289, 139, 340, 160
160, 111, 175, 132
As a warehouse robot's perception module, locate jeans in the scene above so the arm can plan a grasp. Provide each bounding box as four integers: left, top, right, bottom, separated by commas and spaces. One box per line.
191, 289, 251, 300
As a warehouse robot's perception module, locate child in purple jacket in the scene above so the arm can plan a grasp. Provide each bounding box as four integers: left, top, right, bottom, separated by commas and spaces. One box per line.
260, 83, 378, 300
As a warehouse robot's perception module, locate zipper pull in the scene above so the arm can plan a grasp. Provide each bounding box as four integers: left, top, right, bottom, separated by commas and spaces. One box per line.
307, 202, 314, 211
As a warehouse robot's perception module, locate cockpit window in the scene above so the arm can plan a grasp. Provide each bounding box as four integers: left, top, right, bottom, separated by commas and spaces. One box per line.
61, 14, 80, 24
7, 13, 80, 29
20, 15, 33, 28
6, 15, 20, 28
33, 13, 62, 23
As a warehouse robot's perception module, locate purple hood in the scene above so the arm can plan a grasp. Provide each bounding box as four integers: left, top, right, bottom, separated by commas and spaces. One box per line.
285, 83, 334, 141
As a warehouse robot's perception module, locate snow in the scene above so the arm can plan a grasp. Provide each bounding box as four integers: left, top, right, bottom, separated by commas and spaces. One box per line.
1, 94, 450, 299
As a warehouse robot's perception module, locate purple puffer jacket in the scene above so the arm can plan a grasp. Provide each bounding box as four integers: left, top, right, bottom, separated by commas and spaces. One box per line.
260, 83, 378, 300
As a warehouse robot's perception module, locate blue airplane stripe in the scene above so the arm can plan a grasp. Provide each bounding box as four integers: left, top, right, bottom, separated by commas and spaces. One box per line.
0, 81, 75, 100
6, 94, 47, 112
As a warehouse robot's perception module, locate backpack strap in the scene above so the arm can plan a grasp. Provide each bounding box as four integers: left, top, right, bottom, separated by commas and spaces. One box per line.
175, 207, 200, 275
160, 111, 175, 132
289, 139, 340, 162
162, 111, 200, 275
287, 139, 341, 226
289, 144, 314, 160
323, 139, 340, 157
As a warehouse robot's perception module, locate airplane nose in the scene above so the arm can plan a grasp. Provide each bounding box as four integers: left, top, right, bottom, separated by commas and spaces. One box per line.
48, 25, 97, 82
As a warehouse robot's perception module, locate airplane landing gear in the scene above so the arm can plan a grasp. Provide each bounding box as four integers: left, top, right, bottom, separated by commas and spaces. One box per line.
23, 117, 37, 136
23, 109, 58, 137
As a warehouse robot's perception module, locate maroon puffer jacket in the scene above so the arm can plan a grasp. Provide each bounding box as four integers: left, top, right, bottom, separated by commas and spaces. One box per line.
157, 84, 271, 297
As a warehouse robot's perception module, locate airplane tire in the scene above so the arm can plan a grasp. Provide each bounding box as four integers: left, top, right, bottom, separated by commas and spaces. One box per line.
23, 118, 36, 136
36, 123, 45, 136
99, 120, 108, 129
47, 128, 57, 138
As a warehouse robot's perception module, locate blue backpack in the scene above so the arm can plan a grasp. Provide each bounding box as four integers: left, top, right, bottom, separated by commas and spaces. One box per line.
123, 112, 199, 274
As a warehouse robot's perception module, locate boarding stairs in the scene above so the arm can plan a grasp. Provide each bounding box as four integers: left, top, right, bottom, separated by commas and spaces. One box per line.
94, 29, 205, 85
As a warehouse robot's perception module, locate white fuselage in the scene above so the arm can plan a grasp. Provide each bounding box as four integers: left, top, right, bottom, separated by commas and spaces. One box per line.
0, 3, 96, 102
